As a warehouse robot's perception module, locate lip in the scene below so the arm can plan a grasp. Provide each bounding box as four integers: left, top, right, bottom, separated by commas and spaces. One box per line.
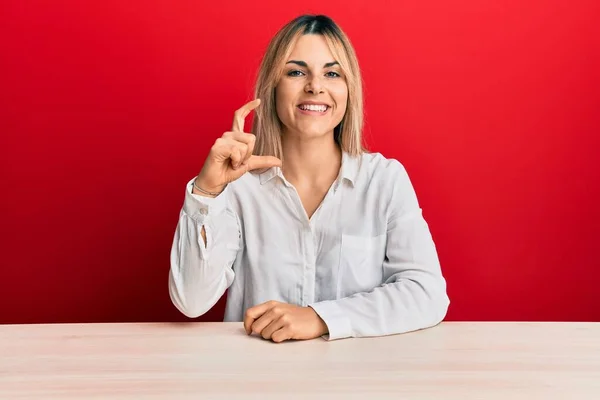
296, 101, 331, 116
297, 101, 331, 107
297, 105, 330, 116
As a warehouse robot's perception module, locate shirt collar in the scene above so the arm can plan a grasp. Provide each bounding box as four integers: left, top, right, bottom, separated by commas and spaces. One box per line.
258, 166, 279, 185
339, 151, 359, 187
259, 151, 360, 187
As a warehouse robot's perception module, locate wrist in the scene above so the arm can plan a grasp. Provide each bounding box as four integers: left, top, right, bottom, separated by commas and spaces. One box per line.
192, 177, 225, 198
308, 306, 329, 336
318, 317, 329, 336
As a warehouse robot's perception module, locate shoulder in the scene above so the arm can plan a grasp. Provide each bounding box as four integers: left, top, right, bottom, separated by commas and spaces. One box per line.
355, 152, 410, 186
354, 152, 420, 217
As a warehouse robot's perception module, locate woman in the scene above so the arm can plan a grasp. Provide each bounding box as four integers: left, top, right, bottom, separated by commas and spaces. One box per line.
169, 15, 450, 343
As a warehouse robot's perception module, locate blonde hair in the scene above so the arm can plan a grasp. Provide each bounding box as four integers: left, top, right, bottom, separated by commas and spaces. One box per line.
251, 15, 367, 161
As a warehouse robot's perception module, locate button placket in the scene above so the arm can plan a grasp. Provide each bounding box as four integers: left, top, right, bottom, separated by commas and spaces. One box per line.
302, 228, 316, 306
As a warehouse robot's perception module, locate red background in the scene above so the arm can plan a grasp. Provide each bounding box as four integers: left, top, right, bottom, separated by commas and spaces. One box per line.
1, 1, 599, 324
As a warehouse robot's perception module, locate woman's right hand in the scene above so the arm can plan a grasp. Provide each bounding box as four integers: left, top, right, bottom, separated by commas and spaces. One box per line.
194, 99, 282, 196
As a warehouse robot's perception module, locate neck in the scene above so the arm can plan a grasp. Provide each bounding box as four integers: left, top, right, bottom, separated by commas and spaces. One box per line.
281, 132, 342, 187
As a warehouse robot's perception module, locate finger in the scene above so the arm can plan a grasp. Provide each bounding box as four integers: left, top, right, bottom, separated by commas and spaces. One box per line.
210, 138, 245, 163
232, 98, 261, 132
229, 145, 243, 169
231, 142, 250, 169
222, 132, 256, 162
246, 155, 282, 171
252, 308, 283, 338
243, 301, 274, 334
216, 138, 248, 169
271, 327, 292, 343
260, 316, 286, 340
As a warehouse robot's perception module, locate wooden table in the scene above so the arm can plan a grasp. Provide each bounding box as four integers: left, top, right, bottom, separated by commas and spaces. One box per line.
1, 322, 599, 399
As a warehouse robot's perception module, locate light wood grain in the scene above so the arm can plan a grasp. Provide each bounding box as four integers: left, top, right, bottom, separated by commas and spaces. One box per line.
1, 322, 599, 399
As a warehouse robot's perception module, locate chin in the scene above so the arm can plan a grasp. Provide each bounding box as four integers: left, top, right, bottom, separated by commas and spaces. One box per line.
300, 130, 331, 139
295, 124, 332, 136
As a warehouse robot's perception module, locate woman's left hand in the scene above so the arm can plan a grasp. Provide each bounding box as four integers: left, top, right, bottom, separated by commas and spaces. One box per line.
244, 301, 328, 343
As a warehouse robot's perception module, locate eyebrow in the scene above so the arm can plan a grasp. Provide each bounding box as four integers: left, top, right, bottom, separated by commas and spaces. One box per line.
286, 60, 340, 68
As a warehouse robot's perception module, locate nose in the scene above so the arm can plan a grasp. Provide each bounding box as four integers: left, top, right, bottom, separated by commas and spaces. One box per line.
305, 75, 324, 94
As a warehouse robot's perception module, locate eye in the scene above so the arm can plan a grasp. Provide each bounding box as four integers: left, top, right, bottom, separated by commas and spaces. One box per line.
287, 70, 305, 77
326, 71, 341, 78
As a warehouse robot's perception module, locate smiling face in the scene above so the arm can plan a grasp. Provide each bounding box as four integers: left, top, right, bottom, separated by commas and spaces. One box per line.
275, 34, 348, 140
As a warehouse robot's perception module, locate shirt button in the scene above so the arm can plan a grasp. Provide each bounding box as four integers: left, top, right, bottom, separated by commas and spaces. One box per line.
199, 208, 208, 215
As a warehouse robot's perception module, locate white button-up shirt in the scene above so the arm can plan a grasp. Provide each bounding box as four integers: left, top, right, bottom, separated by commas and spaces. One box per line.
169, 152, 450, 340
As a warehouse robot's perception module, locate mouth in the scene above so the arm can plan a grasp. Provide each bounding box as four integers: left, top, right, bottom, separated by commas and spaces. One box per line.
297, 104, 330, 115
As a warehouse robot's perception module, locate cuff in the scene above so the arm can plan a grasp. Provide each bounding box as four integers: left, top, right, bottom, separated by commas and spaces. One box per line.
308, 301, 353, 341
183, 177, 229, 223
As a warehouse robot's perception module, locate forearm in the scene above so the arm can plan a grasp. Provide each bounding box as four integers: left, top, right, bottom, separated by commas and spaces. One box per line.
311, 207, 450, 340
168, 179, 240, 318
191, 177, 226, 247
310, 270, 449, 340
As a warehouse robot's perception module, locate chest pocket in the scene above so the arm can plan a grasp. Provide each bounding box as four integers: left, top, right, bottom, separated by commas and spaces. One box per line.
337, 233, 387, 298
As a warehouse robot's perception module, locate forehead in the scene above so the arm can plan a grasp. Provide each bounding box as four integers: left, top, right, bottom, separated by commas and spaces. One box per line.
288, 34, 335, 64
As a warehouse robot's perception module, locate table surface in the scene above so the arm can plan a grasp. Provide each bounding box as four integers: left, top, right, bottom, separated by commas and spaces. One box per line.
1, 321, 599, 399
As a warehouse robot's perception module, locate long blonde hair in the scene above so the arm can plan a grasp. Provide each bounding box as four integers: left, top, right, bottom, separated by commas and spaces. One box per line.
251, 15, 366, 161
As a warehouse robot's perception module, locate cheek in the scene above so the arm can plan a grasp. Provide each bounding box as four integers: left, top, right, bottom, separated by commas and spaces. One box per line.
274, 87, 290, 121
332, 87, 349, 116
275, 84, 296, 114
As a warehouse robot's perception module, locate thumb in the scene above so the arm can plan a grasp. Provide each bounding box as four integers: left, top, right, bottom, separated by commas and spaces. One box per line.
246, 155, 282, 171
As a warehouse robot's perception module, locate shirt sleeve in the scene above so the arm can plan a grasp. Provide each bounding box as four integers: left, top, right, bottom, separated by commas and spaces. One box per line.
309, 162, 450, 340
168, 178, 241, 318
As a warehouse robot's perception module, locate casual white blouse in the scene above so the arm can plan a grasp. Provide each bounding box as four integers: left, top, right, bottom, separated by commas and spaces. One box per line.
169, 151, 450, 340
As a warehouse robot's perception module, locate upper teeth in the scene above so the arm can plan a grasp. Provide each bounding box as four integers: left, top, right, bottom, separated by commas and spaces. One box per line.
300, 104, 328, 112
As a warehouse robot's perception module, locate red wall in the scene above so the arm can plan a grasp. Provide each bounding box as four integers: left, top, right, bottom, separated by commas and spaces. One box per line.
1, 1, 598, 324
